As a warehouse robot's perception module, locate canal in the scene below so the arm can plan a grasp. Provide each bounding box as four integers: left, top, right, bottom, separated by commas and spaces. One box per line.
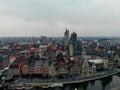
30, 73, 120, 90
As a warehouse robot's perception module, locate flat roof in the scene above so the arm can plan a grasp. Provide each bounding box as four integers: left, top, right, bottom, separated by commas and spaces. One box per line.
88, 59, 103, 64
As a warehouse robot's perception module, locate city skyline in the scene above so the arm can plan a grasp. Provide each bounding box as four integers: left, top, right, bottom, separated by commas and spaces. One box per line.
0, 0, 120, 37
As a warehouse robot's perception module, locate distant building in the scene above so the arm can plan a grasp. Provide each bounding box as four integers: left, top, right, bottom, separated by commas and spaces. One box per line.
70, 32, 77, 43
69, 44, 73, 57
81, 48, 87, 55
70, 32, 81, 56
64, 28, 69, 49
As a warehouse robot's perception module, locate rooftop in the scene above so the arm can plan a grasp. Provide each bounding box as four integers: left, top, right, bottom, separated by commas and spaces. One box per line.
88, 59, 103, 64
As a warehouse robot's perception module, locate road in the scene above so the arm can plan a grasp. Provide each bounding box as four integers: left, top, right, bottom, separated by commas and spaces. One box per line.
10, 68, 120, 89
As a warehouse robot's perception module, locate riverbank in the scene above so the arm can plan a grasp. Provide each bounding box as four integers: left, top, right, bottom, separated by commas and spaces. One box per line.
10, 68, 120, 89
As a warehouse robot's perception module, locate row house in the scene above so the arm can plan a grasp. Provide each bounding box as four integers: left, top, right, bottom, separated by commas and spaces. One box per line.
20, 60, 56, 77
26, 61, 34, 74
42, 63, 49, 76
103, 58, 113, 69
28, 66, 34, 74
108, 60, 113, 69
91, 64, 96, 73
49, 64, 56, 77
88, 59, 104, 71
81, 60, 91, 75
21, 61, 42, 75
34, 61, 42, 74
9, 57, 25, 76
78, 55, 92, 75
79, 55, 104, 75
103, 58, 109, 69
57, 66, 68, 77
21, 64, 28, 75
9, 64, 20, 76
70, 64, 81, 76
113, 54, 120, 66
114, 54, 120, 61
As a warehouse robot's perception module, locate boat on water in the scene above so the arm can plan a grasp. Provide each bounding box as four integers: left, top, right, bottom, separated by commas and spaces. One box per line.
75, 88, 77, 90
24, 86, 33, 89
42, 85, 50, 88
23, 84, 33, 89
16, 86, 25, 90
50, 83, 63, 87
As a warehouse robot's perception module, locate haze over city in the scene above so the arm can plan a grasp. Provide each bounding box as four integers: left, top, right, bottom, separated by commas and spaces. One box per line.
0, 0, 120, 37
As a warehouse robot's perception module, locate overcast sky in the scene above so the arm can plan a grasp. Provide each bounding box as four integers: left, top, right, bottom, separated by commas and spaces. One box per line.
0, 0, 120, 37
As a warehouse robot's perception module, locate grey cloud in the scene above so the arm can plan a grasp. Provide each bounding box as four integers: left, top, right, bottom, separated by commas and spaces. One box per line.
0, 0, 120, 37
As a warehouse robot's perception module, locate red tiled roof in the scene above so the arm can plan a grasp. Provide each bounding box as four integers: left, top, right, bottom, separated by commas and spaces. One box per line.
25, 55, 30, 59
117, 45, 120, 49
52, 46, 56, 50
59, 46, 64, 51
9, 55, 16, 59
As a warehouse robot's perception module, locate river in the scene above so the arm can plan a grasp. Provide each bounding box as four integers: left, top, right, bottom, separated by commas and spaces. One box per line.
29, 73, 120, 90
